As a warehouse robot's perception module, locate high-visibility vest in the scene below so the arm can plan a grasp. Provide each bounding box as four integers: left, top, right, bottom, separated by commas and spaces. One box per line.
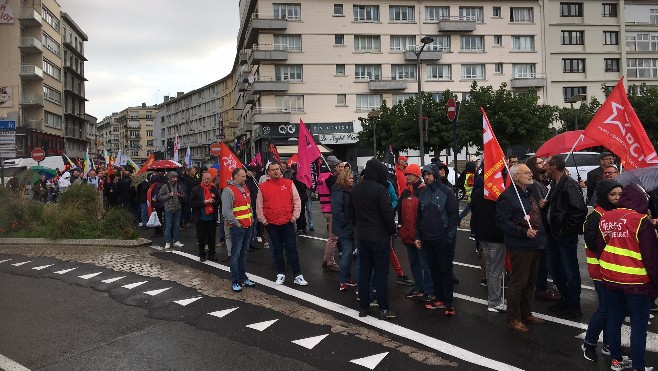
599, 208, 649, 285
584, 205, 605, 281
464, 173, 474, 202
227, 184, 252, 228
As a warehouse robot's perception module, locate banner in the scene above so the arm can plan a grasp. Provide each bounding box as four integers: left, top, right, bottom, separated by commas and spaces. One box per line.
173, 135, 180, 162
482, 108, 508, 201
296, 120, 321, 189
83, 147, 90, 175
583, 77, 658, 169
138, 153, 155, 174
185, 146, 192, 168
219, 142, 243, 189
382, 144, 397, 192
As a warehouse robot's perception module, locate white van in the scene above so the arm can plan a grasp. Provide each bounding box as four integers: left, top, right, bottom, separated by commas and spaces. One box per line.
2, 156, 65, 173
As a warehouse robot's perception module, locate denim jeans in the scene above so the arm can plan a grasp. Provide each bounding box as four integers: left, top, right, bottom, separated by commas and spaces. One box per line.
229, 225, 253, 284
140, 202, 148, 225
481, 241, 506, 308
358, 239, 390, 310
305, 199, 314, 228
338, 237, 354, 283
545, 233, 581, 310
164, 209, 181, 243
585, 280, 608, 347
605, 288, 651, 368
266, 223, 301, 276
405, 243, 433, 295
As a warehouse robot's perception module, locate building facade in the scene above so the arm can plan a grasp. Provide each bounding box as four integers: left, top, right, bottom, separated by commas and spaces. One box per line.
0, 0, 90, 159
114, 104, 156, 162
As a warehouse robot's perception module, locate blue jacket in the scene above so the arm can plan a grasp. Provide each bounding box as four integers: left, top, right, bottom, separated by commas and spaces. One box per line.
331, 185, 353, 239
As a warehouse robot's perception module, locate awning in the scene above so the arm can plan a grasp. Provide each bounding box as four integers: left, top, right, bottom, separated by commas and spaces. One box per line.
275, 144, 332, 155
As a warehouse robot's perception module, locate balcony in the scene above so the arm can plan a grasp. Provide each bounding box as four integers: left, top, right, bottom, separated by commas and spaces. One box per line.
368, 79, 408, 91
252, 108, 291, 124
239, 50, 249, 65
249, 78, 289, 93
21, 94, 44, 107
19, 64, 43, 80
64, 62, 87, 80
126, 122, 141, 129
23, 119, 43, 131
437, 16, 477, 32
248, 45, 289, 65
403, 50, 442, 61
245, 92, 258, 104
64, 87, 87, 100
244, 15, 288, 46
63, 39, 87, 61
18, 8, 42, 27
510, 75, 547, 88
19, 37, 43, 53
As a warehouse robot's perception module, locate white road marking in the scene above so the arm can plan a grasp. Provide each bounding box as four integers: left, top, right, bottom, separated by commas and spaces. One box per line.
0, 353, 30, 371
54, 267, 77, 274
32, 264, 53, 270
350, 352, 389, 370
78, 272, 103, 280
122, 281, 148, 289
101, 276, 126, 283
174, 296, 202, 306
208, 307, 239, 318
171, 250, 522, 370
143, 287, 171, 296
576, 325, 658, 353
0, 259, 12, 264
246, 319, 278, 332
291, 334, 329, 350
11, 261, 32, 266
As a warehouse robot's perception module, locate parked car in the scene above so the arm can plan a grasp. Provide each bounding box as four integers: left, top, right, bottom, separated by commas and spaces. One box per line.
521, 151, 600, 182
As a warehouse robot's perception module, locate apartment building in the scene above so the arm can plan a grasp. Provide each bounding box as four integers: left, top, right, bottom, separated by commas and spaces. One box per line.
97, 112, 120, 155
0, 0, 90, 159
113, 104, 157, 162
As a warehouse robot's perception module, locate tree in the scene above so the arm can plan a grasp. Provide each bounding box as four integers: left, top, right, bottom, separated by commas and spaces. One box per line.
626, 83, 658, 145
556, 97, 601, 133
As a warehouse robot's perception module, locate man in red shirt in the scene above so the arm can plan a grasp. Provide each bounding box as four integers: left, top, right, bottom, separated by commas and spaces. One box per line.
395, 156, 408, 197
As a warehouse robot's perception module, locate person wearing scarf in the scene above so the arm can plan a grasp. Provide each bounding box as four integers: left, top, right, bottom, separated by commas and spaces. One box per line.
191, 172, 221, 262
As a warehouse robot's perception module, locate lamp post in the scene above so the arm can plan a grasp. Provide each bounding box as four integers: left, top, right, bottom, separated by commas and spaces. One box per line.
414, 36, 434, 166
566, 93, 587, 131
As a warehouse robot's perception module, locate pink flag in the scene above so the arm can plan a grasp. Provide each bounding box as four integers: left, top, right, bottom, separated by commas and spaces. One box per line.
296, 119, 321, 188
248, 152, 262, 168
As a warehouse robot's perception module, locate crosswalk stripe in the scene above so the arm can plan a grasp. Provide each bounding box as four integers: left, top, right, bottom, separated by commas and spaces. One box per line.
246, 319, 278, 332
101, 276, 126, 283
350, 352, 389, 370
54, 267, 77, 274
291, 334, 329, 350
122, 281, 148, 289
143, 287, 171, 296
78, 272, 103, 280
208, 307, 239, 318
32, 264, 53, 270
11, 261, 32, 266
174, 296, 202, 306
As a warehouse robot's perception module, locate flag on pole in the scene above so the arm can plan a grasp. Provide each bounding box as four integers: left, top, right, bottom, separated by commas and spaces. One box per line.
266, 139, 280, 167
219, 142, 243, 189
481, 107, 509, 201
296, 119, 321, 188
382, 144, 398, 193
113, 149, 122, 166
138, 153, 156, 174
126, 156, 141, 173
583, 77, 658, 169
83, 147, 90, 175
248, 152, 262, 169
173, 135, 180, 162
185, 146, 192, 168
62, 153, 76, 169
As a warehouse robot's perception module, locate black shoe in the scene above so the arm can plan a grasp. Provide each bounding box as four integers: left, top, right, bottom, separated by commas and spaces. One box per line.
419, 293, 436, 303
582, 344, 597, 362
379, 309, 398, 320
564, 308, 583, 319
405, 289, 423, 298
199, 255, 207, 262
396, 275, 414, 286
250, 245, 260, 251
208, 255, 218, 262
452, 273, 460, 284
548, 301, 569, 313
359, 309, 369, 317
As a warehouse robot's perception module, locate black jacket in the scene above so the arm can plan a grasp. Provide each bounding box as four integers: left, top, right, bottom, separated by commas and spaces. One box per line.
496, 183, 546, 250
117, 176, 134, 204
585, 167, 604, 205
415, 164, 459, 242
348, 159, 396, 242
584, 179, 621, 251
470, 181, 504, 243
189, 184, 221, 223
331, 185, 353, 239
246, 175, 259, 210
546, 174, 588, 238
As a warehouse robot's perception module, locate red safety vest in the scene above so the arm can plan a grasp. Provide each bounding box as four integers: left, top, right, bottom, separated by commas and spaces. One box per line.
260, 178, 294, 225
584, 205, 606, 281
227, 184, 252, 228
599, 208, 650, 285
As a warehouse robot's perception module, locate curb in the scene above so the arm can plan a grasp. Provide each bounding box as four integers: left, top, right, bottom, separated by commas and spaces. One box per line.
0, 237, 152, 248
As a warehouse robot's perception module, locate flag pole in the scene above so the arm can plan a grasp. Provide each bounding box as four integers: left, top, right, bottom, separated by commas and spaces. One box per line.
564, 134, 584, 182
503, 161, 533, 229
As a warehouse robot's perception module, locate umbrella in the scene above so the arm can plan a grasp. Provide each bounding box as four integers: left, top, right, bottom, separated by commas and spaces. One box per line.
615, 165, 658, 192
27, 166, 58, 180
147, 160, 182, 170
535, 130, 599, 158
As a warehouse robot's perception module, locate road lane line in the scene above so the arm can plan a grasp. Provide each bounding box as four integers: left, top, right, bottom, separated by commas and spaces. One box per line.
170, 250, 522, 371
0, 353, 30, 371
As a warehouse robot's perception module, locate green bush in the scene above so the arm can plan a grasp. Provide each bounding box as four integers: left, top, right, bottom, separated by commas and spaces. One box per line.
101, 207, 139, 240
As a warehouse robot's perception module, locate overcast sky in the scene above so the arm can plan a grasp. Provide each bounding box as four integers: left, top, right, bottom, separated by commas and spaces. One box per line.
58, 0, 240, 120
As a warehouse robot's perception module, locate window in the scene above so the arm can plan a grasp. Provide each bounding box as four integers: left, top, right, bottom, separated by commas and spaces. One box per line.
561, 31, 584, 45
563, 59, 585, 73
605, 58, 620, 72
146, 130, 154, 137
275, 65, 303, 81
389, 6, 414, 22
494, 63, 503, 74
461, 64, 485, 79
355, 65, 382, 80
41, 5, 60, 32
511, 36, 535, 51
512, 64, 536, 78
274, 35, 302, 51
356, 94, 382, 111
563, 87, 587, 102
493, 7, 502, 17
427, 64, 451, 80
626, 32, 658, 51
335, 34, 344, 45
560, 3, 583, 17
459, 7, 484, 22
602, 3, 617, 17
354, 35, 381, 52
392, 94, 415, 105
273, 3, 301, 20
336, 94, 346, 106
603, 31, 619, 45
627, 58, 658, 78
334, 4, 343, 16
390, 36, 415, 51
42, 59, 61, 80
44, 111, 62, 129
129, 111, 139, 118
391, 65, 416, 80
425, 6, 449, 21
510, 7, 534, 22
336, 64, 345, 75
460, 36, 484, 52
43, 84, 62, 104
353, 5, 379, 22
431, 93, 444, 102
427, 35, 450, 51
493, 35, 502, 46
276, 95, 304, 112
42, 32, 60, 56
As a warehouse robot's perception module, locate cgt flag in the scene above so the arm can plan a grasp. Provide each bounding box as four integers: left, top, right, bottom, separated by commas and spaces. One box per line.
296, 119, 321, 189
482, 108, 508, 201
219, 142, 243, 189
583, 77, 658, 169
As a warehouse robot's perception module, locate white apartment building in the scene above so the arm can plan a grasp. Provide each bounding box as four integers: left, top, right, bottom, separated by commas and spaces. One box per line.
97, 112, 120, 155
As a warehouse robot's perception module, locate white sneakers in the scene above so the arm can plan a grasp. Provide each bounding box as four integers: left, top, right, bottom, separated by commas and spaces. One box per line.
173, 241, 184, 248
275, 274, 285, 285
487, 303, 507, 313
164, 243, 171, 249
137, 222, 143, 227
275, 274, 308, 286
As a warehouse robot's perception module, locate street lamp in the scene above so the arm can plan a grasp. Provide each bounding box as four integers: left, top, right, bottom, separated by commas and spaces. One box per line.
566, 93, 587, 131
414, 36, 434, 166
367, 110, 380, 156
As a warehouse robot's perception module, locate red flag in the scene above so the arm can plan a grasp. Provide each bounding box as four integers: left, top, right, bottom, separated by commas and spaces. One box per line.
138, 153, 156, 174
296, 119, 321, 188
219, 142, 243, 189
482, 108, 508, 201
248, 152, 262, 168
286, 154, 298, 167
584, 78, 658, 169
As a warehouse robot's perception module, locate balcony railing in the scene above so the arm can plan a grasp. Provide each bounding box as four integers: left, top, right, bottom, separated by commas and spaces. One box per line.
248, 77, 290, 93
244, 15, 288, 46
437, 16, 477, 32
369, 79, 408, 91
252, 108, 291, 124
19, 37, 43, 53
21, 94, 44, 106
18, 8, 42, 27
23, 119, 43, 131
510, 74, 547, 88
248, 45, 289, 65
19, 64, 43, 80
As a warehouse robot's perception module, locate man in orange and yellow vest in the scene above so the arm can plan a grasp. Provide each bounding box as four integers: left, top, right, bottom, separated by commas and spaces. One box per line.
222, 168, 257, 293
595, 183, 658, 371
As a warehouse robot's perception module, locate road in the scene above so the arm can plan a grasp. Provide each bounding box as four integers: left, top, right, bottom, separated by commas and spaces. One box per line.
0, 202, 656, 370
